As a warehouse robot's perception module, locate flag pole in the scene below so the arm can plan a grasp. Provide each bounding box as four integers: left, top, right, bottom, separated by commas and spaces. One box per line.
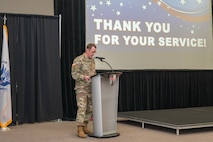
3, 15, 7, 25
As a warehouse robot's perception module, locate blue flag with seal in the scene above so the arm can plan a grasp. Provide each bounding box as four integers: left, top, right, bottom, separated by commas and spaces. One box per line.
0, 24, 12, 130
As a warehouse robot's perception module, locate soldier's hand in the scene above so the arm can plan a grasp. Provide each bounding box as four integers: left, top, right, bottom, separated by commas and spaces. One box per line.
84, 75, 91, 81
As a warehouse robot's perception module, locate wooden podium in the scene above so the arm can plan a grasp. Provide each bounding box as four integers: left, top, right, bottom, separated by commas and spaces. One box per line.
90, 72, 122, 138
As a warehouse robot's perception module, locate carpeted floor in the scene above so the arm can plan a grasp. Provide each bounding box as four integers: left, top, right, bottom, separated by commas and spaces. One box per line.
1, 117, 213, 142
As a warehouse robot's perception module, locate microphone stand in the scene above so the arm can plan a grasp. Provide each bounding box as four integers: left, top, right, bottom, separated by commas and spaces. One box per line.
100, 59, 113, 72
95, 58, 115, 85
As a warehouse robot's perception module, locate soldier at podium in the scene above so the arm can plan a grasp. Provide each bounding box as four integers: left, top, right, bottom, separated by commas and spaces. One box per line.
71, 43, 97, 138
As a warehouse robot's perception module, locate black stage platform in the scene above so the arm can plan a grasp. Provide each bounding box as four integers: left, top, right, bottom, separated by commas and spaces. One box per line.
118, 106, 213, 135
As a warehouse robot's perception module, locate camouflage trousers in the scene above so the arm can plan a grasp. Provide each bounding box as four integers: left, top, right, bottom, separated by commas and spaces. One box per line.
76, 92, 92, 126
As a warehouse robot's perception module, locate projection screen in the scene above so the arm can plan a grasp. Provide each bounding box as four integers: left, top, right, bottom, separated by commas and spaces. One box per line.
86, 0, 213, 70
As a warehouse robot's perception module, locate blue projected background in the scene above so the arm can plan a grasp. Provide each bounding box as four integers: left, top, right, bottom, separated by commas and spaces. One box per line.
86, 0, 213, 70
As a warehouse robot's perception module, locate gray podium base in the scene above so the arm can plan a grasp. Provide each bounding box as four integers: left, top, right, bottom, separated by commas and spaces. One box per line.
89, 132, 120, 138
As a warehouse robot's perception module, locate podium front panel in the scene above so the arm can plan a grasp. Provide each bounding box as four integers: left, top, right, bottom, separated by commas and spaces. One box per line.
101, 76, 119, 135
91, 73, 121, 137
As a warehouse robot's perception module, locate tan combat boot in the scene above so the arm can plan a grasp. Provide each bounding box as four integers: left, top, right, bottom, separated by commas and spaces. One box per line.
84, 122, 93, 135
77, 126, 87, 138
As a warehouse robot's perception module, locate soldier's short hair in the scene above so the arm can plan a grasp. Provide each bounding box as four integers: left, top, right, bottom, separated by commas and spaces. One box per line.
86, 43, 96, 49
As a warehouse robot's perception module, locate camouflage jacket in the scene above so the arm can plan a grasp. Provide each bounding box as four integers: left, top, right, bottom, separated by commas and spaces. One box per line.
71, 53, 96, 91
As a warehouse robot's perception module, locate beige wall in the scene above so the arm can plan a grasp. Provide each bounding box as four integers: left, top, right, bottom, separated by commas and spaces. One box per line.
0, 0, 54, 16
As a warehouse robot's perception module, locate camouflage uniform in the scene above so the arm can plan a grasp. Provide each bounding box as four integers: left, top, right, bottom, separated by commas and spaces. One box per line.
71, 54, 96, 126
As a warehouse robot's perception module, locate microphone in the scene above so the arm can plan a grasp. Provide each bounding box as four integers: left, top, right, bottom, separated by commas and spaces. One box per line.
94, 56, 118, 86
95, 56, 105, 61
94, 56, 113, 72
